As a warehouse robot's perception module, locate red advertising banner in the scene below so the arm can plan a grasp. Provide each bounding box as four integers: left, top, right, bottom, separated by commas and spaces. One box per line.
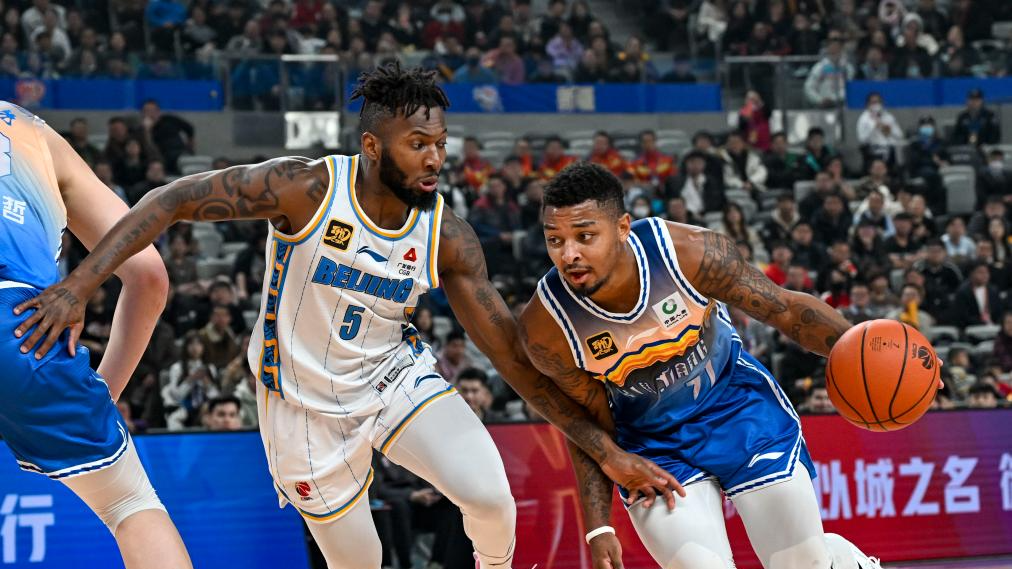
488, 409, 1012, 569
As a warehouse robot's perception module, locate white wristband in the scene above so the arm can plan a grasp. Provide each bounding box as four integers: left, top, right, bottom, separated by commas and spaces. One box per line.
585, 526, 616, 544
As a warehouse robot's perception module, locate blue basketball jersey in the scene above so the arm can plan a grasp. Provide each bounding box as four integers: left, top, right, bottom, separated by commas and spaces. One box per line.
0, 104, 126, 479
0, 102, 66, 289
538, 217, 743, 433
538, 218, 814, 495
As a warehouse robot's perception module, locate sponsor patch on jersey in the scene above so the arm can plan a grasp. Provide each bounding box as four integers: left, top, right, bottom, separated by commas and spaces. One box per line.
403, 247, 417, 262
651, 291, 690, 329
586, 331, 618, 360
323, 219, 354, 251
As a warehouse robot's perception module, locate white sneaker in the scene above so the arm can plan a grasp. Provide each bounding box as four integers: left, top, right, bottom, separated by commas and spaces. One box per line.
825, 533, 883, 569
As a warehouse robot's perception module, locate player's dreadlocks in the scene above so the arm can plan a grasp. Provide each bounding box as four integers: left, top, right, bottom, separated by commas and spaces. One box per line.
351, 61, 450, 135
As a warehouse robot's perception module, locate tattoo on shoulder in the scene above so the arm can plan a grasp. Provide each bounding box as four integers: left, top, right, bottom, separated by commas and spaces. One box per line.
441, 212, 488, 279
695, 231, 787, 321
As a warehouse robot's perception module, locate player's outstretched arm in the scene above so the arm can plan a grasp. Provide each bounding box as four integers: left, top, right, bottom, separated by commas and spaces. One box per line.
673, 224, 851, 358
14, 157, 328, 359
33, 123, 169, 398
437, 210, 683, 501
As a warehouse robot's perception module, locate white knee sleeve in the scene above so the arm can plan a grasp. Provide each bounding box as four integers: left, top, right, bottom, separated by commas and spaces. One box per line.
733, 467, 831, 569
628, 479, 735, 569
59, 441, 166, 534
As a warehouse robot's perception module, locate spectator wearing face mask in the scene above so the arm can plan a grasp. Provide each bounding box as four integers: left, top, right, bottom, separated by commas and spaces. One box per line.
907, 116, 949, 212
857, 92, 904, 170
629, 195, 653, 220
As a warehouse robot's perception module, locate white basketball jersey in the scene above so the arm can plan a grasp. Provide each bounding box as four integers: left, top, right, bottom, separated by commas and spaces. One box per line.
247, 154, 445, 416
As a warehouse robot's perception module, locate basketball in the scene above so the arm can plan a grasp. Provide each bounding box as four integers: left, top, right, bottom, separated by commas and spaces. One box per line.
826, 319, 939, 432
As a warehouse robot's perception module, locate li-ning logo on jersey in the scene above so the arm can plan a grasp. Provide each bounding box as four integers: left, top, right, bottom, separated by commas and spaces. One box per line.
322, 219, 354, 251
356, 246, 388, 263
311, 256, 414, 303
586, 331, 618, 360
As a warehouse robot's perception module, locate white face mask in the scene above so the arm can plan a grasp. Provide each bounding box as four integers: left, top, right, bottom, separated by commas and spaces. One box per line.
633, 206, 650, 218
990, 161, 1004, 171
869, 103, 883, 113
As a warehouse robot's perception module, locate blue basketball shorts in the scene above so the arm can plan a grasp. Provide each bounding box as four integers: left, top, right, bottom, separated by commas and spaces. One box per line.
618, 351, 816, 498
0, 283, 128, 479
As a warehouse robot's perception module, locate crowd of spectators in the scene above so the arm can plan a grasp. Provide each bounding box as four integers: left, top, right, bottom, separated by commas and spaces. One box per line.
2, 0, 1012, 99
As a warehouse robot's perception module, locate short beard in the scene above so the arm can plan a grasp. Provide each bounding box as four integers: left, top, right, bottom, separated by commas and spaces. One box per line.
568, 272, 608, 297
379, 150, 437, 211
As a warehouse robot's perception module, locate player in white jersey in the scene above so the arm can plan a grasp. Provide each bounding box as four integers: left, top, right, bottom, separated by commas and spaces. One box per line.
1, 103, 191, 568
20, 64, 684, 569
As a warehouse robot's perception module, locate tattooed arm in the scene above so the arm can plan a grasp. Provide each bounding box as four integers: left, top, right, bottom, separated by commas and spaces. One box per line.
671, 223, 851, 357
516, 295, 617, 528
14, 157, 330, 358
518, 296, 676, 569
437, 209, 682, 501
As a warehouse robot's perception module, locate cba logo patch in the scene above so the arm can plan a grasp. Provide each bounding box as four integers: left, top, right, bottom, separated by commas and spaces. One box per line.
295, 481, 312, 500
586, 331, 618, 360
323, 219, 354, 251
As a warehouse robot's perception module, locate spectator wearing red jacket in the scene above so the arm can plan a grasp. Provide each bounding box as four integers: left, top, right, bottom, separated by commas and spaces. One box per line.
630, 130, 676, 186
459, 136, 494, 191
538, 136, 576, 179
587, 131, 627, 178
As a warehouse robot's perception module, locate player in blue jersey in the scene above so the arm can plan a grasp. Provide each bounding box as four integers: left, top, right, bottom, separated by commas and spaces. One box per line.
519, 162, 886, 569
0, 102, 191, 568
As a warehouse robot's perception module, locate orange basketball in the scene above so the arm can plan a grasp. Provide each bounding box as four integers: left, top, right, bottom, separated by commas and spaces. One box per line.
825, 319, 939, 432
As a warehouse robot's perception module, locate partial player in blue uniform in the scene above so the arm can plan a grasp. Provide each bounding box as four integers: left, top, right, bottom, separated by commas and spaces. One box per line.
520, 162, 884, 569
0, 102, 191, 569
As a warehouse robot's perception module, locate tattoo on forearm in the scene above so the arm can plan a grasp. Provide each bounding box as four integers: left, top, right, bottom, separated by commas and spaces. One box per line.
696, 231, 787, 320
696, 232, 847, 356
569, 443, 613, 527
786, 303, 846, 354
90, 211, 161, 276
518, 318, 611, 461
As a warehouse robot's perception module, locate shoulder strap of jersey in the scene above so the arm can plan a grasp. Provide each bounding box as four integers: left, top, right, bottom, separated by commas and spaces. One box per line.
642, 217, 709, 308
536, 269, 588, 369
425, 192, 445, 289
